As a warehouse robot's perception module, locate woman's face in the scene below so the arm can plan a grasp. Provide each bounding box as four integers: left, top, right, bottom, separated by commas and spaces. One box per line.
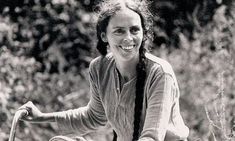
102, 8, 144, 62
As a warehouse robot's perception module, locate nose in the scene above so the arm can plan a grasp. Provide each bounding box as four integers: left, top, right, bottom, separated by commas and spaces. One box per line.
123, 31, 133, 44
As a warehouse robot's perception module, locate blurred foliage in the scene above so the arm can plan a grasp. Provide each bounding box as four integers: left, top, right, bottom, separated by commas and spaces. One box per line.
151, 0, 234, 49
0, 0, 235, 141
152, 3, 235, 141
0, 0, 96, 74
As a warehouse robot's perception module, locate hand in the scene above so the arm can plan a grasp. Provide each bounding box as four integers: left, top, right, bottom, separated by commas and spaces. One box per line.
18, 101, 45, 122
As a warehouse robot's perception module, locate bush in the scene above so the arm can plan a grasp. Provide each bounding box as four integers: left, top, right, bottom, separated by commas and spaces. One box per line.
153, 4, 235, 141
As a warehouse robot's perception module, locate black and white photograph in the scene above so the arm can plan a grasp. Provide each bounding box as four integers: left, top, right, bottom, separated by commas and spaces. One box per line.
0, 0, 234, 141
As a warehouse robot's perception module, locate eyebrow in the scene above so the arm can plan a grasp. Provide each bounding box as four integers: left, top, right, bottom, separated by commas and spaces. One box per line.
112, 26, 124, 29
112, 25, 141, 29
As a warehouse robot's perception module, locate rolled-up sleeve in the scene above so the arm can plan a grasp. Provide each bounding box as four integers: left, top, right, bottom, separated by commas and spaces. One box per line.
55, 59, 107, 135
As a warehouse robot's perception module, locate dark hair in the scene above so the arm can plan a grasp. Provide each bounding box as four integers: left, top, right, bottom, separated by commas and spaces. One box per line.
95, 0, 152, 140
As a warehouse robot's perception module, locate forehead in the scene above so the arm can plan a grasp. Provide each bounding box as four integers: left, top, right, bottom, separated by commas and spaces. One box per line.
108, 8, 142, 28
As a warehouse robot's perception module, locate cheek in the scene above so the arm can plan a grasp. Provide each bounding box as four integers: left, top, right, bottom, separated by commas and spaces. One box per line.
107, 35, 120, 44
136, 35, 143, 44
109, 46, 119, 54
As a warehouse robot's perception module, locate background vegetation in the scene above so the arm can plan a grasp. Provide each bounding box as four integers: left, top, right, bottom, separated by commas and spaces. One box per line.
0, 0, 234, 141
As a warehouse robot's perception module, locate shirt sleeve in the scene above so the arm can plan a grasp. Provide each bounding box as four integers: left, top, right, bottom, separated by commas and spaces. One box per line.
55, 59, 107, 135
138, 70, 189, 141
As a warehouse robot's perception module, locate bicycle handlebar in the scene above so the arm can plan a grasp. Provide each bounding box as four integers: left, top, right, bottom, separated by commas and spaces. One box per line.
9, 109, 29, 141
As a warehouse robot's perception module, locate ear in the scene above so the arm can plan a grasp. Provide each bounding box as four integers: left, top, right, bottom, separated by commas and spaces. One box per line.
101, 32, 108, 42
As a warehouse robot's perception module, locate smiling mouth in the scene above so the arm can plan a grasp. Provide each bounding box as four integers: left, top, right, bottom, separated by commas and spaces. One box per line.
119, 45, 135, 50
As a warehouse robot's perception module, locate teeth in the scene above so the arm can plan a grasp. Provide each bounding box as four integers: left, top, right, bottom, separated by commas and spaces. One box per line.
121, 45, 134, 50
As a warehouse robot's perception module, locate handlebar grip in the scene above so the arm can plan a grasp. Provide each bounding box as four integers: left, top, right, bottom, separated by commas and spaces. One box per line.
9, 109, 29, 141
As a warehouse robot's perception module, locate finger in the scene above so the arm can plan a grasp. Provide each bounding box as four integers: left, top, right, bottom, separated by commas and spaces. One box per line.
18, 106, 31, 112
20, 116, 34, 121
26, 101, 33, 106
18, 101, 34, 120
18, 101, 32, 109
19, 101, 34, 111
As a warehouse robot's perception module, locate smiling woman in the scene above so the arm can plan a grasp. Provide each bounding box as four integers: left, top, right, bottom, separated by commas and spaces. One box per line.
100, 8, 143, 81
18, 0, 189, 141
102, 8, 143, 62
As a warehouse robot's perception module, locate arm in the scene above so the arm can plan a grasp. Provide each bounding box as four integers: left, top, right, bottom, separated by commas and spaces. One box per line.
19, 101, 57, 123
19, 88, 107, 134
55, 60, 107, 135
165, 97, 189, 141
138, 73, 174, 141
138, 70, 188, 141
21, 59, 107, 135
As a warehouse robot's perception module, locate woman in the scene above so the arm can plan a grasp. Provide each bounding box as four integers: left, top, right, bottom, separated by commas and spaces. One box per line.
19, 0, 189, 140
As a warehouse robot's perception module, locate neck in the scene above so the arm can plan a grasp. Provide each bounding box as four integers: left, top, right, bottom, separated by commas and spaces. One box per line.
115, 57, 139, 82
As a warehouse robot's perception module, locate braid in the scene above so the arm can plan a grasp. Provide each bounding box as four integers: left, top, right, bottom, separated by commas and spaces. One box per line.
132, 46, 147, 140
113, 47, 147, 141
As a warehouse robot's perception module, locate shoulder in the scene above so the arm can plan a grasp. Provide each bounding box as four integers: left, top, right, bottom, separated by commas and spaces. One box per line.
89, 53, 115, 76
145, 52, 175, 77
145, 52, 180, 100
89, 53, 114, 68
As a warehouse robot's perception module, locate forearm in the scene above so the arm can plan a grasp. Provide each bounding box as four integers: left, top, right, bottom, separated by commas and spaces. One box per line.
30, 112, 62, 123
55, 106, 107, 135
40, 112, 57, 122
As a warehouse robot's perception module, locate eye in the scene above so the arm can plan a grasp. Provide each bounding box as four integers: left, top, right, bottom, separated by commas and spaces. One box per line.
130, 26, 141, 34
113, 28, 125, 35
